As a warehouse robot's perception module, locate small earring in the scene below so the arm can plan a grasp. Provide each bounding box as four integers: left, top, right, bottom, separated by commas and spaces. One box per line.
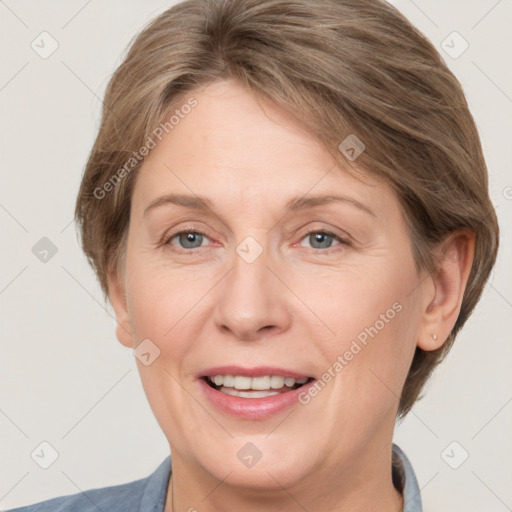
432, 334, 438, 341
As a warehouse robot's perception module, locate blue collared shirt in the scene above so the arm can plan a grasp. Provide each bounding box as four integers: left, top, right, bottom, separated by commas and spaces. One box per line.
7, 444, 422, 511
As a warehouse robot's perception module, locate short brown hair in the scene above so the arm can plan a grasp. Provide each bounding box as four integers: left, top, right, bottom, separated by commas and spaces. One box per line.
75, 0, 499, 417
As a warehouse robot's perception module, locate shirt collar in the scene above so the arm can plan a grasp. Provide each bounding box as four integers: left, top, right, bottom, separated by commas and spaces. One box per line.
139, 456, 172, 512
392, 443, 423, 511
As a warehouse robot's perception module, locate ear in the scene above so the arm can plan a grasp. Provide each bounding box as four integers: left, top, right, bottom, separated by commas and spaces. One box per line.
107, 265, 133, 349
417, 229, 476, 351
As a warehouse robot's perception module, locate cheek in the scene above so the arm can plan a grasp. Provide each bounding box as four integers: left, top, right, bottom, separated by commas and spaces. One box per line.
125, 260, 211, 352
289, 259, 420, 392
288, 259, 413, 338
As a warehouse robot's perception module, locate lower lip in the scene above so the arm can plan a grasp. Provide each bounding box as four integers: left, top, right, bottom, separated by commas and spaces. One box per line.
198, 378, 316, 420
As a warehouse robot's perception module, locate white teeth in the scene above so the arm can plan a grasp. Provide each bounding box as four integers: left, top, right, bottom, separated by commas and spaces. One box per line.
207, 374, 310, 391
233, 376, 252, 390
223, 375, 234, 387
284, 377, 295, 387
251, 376, 271, 390
220, 387, 281, 398
270, 376, 285, 389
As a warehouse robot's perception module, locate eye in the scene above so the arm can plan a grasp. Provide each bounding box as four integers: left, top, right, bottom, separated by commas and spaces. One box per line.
165, 231, 210, 250
299, 231, 348, 250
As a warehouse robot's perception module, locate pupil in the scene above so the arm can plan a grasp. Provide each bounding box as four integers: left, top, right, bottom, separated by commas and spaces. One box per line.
180, 232, 202, 248
311, 233, 332, 249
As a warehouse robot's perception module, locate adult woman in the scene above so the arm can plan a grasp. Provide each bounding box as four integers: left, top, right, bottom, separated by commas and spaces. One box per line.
10, 0, 499, 510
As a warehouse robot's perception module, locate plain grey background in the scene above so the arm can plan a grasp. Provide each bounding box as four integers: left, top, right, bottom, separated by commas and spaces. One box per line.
1, 0, 511, 510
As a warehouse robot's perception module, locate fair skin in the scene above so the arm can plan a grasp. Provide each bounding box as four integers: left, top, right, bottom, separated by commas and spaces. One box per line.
108, 79, 475, 512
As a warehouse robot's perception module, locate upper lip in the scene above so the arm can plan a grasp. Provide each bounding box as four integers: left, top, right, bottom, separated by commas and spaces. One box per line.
197, 366, 313, 379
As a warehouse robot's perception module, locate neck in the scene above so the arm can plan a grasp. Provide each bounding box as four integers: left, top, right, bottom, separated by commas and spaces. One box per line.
164, 443, 403, 512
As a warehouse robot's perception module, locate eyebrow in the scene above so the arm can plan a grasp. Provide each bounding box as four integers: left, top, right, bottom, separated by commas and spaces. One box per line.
143, 193, 375, 217
144, 194, 214, 217
286, 194, 375, 217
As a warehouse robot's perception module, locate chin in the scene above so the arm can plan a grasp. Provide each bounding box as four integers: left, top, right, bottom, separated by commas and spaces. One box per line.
192, 437, 313, 491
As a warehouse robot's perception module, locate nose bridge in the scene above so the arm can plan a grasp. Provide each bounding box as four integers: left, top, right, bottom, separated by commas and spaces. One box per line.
214, 236, 290, 340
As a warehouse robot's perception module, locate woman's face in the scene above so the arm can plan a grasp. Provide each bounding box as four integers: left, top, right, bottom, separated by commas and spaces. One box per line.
111, 79, 431, 490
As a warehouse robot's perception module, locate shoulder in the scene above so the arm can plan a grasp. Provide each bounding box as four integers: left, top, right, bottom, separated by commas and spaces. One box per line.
6, 457, 172, 512
6, 480, 147, 512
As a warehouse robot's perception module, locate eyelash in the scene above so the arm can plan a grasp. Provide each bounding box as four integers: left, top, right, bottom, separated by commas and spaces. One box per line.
161, 229, 350, 255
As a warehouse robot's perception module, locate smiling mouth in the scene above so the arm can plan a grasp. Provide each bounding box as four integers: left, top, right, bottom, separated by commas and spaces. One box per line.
203, 375, 314, 398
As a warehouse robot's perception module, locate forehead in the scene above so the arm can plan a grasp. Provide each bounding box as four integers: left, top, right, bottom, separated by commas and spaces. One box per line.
132, 79, 393, 217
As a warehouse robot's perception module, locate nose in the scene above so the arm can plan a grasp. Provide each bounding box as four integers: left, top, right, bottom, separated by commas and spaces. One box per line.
214, 242, 291, 341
